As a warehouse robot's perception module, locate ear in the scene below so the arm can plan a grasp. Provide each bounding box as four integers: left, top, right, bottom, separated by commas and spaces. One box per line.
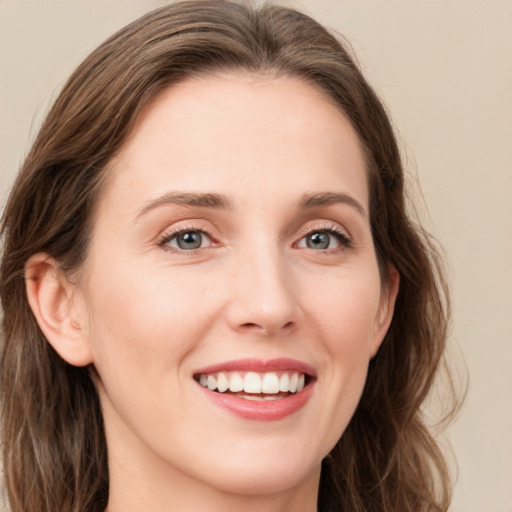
369, 265, 400, 358
25, 253, 93, 367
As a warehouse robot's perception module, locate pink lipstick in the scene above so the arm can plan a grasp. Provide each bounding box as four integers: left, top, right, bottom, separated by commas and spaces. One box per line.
194, 358, 316, 421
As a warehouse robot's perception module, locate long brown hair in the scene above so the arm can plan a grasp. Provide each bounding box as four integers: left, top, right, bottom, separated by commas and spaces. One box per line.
1, 1, 459, 511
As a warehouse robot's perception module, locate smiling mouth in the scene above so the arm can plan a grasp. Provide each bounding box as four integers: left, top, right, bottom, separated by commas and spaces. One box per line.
194, 371, 312, 400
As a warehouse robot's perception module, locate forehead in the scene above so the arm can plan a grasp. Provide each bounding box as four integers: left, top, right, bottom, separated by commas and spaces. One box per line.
101, 73, 369, 214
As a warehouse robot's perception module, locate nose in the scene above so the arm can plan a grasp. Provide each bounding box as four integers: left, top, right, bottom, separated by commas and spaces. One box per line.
225, 245, 301, 337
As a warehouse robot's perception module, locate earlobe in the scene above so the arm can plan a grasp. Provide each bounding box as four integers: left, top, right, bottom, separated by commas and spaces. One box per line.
25, 253, 93, 367
370, 266, 400, 358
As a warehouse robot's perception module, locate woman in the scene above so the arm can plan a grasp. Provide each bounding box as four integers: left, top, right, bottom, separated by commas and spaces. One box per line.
0, 1, 457, 511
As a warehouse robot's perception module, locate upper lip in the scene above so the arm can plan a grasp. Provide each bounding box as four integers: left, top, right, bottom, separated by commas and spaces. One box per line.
193, 358, 316, 377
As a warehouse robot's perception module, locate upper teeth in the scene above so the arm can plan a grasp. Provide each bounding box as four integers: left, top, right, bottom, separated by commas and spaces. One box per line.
198, 371, 305, 394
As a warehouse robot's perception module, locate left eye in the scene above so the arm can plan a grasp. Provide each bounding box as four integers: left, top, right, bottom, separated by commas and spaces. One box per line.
163, 230, 212, 251
297, 230, 347, 250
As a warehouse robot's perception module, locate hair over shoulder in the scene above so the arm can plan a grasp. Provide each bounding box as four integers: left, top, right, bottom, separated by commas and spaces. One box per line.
1, 1, 459, 511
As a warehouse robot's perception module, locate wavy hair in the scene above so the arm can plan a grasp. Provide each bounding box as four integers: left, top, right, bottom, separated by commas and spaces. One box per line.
1, 1, 459, 511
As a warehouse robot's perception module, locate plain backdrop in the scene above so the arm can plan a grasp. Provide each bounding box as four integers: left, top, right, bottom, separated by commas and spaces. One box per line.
1, 1, 511, 511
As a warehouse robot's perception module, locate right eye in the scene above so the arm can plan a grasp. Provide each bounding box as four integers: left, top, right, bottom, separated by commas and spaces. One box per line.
160, 229, 213, 251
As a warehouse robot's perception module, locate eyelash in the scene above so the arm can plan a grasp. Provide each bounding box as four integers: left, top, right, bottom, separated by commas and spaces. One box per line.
157, 223, 352, 253
295, 224, 352, 251
157, 225, 214, 253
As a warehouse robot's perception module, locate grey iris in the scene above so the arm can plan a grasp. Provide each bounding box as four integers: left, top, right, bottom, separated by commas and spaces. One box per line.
177, 231, 203, 250
307, 232, 330, 249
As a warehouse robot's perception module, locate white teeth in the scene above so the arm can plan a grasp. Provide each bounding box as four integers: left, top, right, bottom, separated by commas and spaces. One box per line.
216, 372, 229, 393
279, 373, 290, 392
289, 373, 298, 393
262, 373, 280, 394
297, 373, 305, 392
243, 372, 262, 393
228, 372, 244, 392
197, 370, 308, 396
207, 375, 217, 391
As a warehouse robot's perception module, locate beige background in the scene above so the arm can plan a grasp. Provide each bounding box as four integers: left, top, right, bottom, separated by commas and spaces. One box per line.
1, 1, 511, 511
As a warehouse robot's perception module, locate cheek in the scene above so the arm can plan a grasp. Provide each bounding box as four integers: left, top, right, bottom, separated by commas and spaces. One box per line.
311, 267, 382, 351
82, 270, 221, 453
83, 267, 219, 393
307, 267, 382, 435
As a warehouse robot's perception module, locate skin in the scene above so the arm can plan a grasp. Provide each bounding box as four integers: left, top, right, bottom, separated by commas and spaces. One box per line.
26, 73, 398, 512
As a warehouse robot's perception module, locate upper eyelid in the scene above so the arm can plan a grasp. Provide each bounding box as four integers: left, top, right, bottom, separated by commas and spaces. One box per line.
155, 218, 352, 244
294, 221, 351, 239
157, 222, 216, 246
297, 227, 350, 245
158, 219, 215, 237
292, 222, 353, 252
160, 227, 210, 240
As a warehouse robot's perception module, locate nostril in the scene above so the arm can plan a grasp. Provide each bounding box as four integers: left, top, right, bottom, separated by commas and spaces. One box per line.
241, 322, 262, 330
239, 320, 295, 335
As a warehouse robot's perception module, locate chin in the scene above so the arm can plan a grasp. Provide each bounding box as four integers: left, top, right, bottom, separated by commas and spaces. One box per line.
204, 458, 320, 496
183, 439, 323, 497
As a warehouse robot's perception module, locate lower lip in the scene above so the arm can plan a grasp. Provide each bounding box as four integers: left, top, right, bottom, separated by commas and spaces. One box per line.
197, 382, 314, 421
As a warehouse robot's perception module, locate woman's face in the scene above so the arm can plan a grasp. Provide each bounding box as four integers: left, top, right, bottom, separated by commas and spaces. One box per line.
74, 74, 397, 502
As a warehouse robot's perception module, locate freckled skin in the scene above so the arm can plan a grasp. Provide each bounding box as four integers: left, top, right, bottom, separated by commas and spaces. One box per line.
72, 74, 398, 512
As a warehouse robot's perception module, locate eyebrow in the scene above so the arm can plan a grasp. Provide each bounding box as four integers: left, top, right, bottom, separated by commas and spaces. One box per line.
297, 192, 367, 218
136, 190, 367, 219
136, 192, 233, 219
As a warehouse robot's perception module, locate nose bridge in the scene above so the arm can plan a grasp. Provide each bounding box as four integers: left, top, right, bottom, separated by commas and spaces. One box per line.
227, 235, 299, 335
